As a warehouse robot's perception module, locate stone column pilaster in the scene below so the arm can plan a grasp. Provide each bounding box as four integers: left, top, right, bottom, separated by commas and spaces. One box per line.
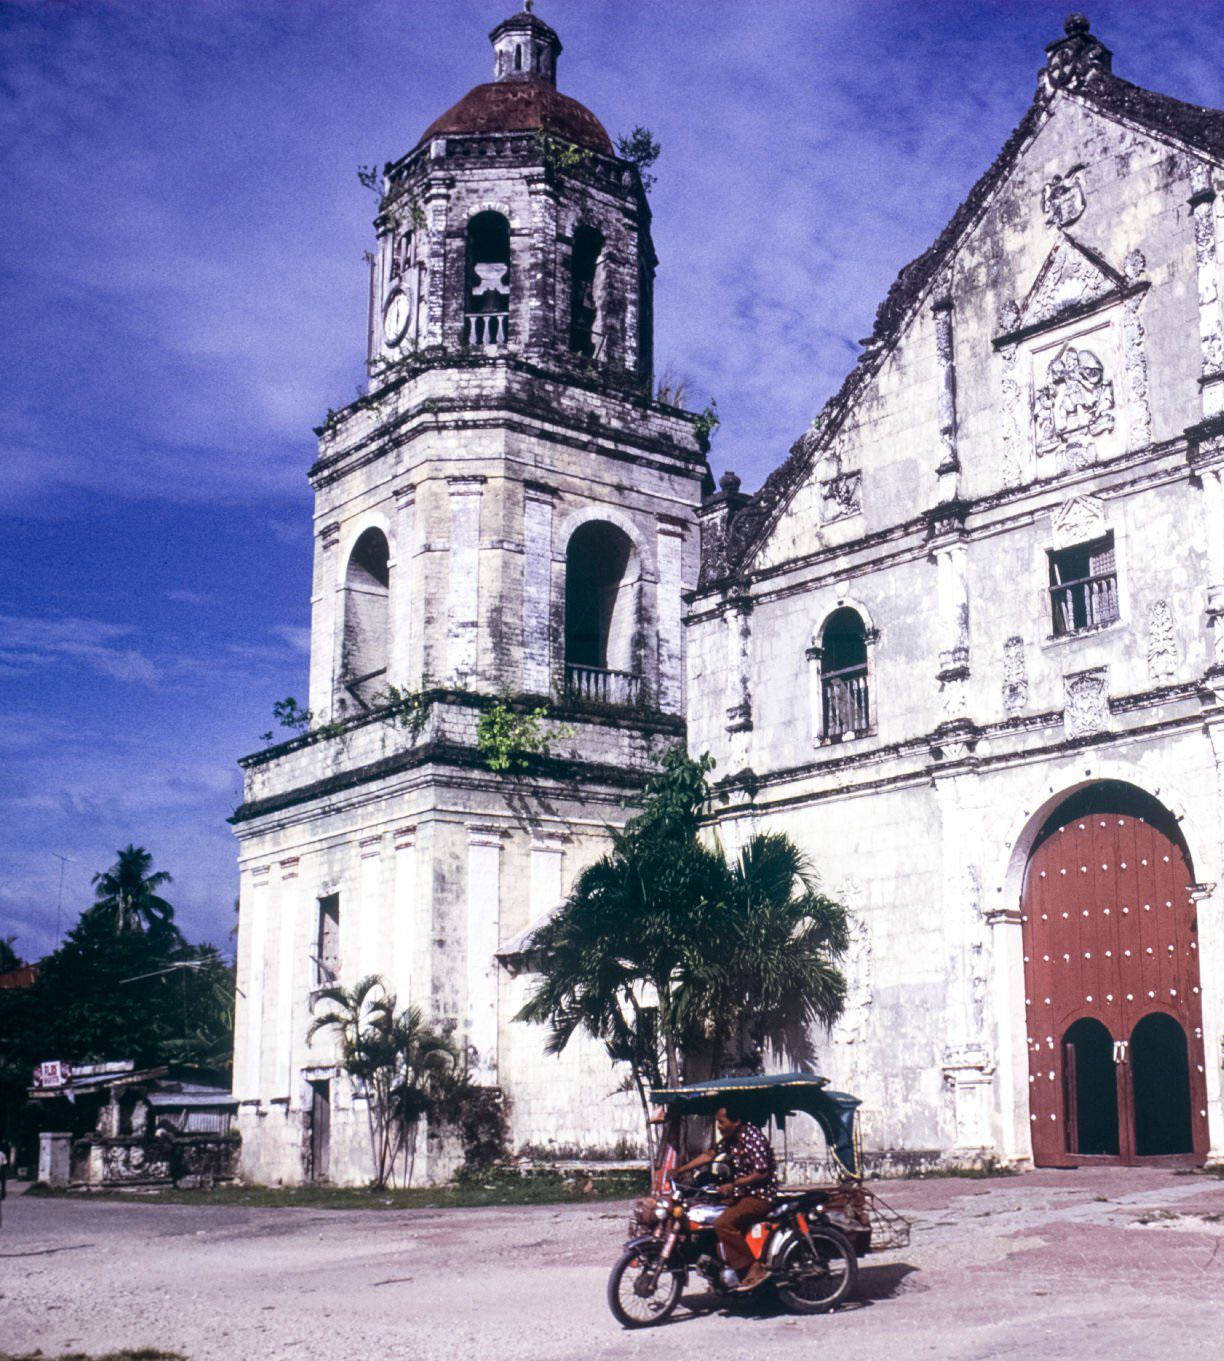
522, 482, 555, 696
933, 295, 961, 502
656, 518, 685, 714
309, 521, 341, 721
392, 826, 418, 1008
446, 477, 484, 687
467, 826, 507, 1083
391, 483, 417, 688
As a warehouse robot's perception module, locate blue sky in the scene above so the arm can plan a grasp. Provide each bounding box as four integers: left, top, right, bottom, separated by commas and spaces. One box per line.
3, 0, 1223, 960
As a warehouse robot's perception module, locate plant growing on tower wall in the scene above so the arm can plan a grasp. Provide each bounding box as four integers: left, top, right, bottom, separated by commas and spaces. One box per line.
476, 697, 572, 772
615, 126, 661, 192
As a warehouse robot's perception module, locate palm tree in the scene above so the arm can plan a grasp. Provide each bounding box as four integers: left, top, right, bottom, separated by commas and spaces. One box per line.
685, 833, 850, 1076
309, 976, 459, 1187
91, 845, 178, 938
516, 748, 850, 1157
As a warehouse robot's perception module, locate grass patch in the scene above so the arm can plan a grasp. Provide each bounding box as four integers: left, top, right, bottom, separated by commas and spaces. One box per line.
1, 1352, 186, 1361
900, 1163, 1021, 1181
24, 1168, 648, 1211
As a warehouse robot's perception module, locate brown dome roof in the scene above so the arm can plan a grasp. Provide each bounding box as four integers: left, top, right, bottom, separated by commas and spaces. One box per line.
418, 79, 613, 155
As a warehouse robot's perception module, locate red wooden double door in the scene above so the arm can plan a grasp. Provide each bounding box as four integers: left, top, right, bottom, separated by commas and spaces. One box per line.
1021, 783, 1209, 1166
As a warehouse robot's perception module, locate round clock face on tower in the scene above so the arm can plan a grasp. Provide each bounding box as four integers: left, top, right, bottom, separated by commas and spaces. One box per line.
382, 288, 412, 347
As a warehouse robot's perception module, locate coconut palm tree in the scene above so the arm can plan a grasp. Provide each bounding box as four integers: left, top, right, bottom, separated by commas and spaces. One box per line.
684, 832, 850, 1076
516, 748, 850, 1154
91, 845, 178, 939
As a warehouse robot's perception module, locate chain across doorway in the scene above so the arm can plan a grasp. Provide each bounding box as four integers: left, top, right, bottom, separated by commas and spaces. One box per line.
1020, 782, 1209, 1166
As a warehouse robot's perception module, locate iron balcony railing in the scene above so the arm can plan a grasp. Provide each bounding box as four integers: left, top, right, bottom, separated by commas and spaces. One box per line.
564, 663, 641, 707
465, 312, 509, 347
1050, 571, 1119, 637
822, 665, 869, 739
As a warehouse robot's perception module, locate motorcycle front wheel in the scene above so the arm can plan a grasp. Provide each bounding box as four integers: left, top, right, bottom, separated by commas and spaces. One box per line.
773, 1225, 858, 1313
607, 1244, 684, 1328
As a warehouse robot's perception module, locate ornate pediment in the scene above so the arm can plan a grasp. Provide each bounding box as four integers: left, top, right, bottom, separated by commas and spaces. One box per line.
1051, 494, 1107, 548
1016, 235, 1126, 335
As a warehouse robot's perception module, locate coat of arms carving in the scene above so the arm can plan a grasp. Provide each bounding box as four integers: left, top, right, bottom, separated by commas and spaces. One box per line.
1042, 166, 1086, 228
1035, 344, 1115, 467
1063, 667, 1109, 738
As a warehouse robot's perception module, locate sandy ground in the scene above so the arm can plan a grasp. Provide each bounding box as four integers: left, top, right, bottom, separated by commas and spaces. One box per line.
3, 1168, 1224, 1360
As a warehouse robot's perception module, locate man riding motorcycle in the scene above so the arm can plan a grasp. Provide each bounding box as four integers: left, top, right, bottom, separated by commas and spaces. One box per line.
673, 1102, 778, 1291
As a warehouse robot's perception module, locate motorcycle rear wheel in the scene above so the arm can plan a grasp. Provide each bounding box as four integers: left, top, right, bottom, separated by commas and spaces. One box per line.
607, 1244, 684, 1328
774, 1225, 858, 1314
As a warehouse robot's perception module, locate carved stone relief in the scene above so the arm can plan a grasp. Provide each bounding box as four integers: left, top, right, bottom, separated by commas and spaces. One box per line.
1051, 494, 1106, 548
999, 343, 1026, 488
816, 451, 862, 524
1021, 237, 1118, 333
1122, 250, 1153, 447
1035, 343, 1115, 469
1064, 666, 1110, 738
1002, 635, 1029, 713
1042, 165, 1086, 228
1146, 599, 1177, 684
836, 905, 873, 1048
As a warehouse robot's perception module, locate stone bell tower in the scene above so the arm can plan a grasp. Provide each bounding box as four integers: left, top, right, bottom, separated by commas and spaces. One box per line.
231, 7, 710, 1185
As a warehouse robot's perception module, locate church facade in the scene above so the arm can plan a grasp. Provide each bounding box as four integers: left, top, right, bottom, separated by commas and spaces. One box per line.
232, 11, 1224, 1181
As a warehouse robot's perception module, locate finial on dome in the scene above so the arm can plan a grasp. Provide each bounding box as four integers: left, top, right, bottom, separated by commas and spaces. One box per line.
1040, 12, 1112, 96
490, 7, 562, 87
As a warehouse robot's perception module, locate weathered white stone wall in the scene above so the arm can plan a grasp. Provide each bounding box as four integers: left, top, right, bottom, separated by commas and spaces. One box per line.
687, 85, 1224, 1167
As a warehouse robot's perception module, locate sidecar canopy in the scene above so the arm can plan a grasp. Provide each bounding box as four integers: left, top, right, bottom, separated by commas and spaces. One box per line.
649, 1073, 862, 1179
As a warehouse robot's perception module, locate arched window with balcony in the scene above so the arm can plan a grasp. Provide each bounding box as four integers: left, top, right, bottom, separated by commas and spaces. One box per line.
340, 527, 390, 711
564, 520, 641, 706
817, 606, 871, 741
570, 224, 604, 359
464, 211, 510, 348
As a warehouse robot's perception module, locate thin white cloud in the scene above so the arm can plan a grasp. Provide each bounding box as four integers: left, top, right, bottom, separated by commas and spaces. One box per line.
0, 613, 159, 687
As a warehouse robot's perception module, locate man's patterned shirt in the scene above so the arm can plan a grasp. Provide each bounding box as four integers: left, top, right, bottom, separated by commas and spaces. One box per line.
720, 1122, 778, 1198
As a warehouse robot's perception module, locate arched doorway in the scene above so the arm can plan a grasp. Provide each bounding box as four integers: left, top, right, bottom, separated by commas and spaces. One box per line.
1062, 1017, 1118, 1156
1021, 781, 1208, 1166
1131, 1012, 1194, 1157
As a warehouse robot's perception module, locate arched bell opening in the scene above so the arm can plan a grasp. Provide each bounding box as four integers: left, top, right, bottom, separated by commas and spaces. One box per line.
563, 520, 642, 706
340, 527, 391, 711
1061, 1017, 1119, 1156
569, 225, 604, 360
464, 211, 511, 347
1131, 1012, 1194, 1157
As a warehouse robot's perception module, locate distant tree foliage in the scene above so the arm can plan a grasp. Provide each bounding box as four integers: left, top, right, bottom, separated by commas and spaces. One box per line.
0, 847, 234, 1157
90, 844, 179, 941
0, 935, 21, 974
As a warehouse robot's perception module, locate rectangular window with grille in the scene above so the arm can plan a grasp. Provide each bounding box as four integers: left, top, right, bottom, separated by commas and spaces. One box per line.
315, 894, 340, 987
1048, 534, 1119, 637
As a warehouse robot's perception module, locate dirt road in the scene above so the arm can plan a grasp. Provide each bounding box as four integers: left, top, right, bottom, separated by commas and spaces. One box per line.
3, 1168, 1224, 1360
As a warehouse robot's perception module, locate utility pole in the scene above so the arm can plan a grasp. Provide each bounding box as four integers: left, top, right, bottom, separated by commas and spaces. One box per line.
51, 853, 72, 944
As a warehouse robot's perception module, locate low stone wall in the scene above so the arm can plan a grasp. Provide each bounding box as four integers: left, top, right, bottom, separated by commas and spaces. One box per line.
70, 1133, 241, 1189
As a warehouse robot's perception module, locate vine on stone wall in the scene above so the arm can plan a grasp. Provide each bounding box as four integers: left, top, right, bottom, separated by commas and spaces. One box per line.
476, 698, 573, 772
